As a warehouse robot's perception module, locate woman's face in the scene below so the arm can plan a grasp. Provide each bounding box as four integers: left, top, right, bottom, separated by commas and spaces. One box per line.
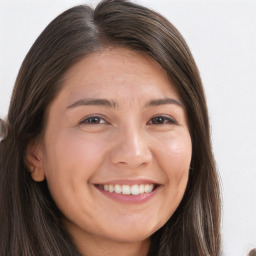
34, 48, 192, 249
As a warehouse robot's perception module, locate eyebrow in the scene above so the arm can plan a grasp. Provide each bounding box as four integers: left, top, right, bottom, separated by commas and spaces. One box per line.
66, 98, 118, 110
66, 97, 183, 110
144, 98, 183, 108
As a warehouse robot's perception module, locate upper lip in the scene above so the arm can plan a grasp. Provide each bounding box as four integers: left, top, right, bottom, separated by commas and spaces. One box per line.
93, 179, 160, 185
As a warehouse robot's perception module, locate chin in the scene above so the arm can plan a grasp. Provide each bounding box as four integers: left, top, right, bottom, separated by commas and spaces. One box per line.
105, 231, 152, 244
100, 222, 161, 244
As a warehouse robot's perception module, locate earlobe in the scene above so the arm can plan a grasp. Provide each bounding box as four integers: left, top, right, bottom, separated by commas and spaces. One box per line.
30, 167, 45, 182
25, 140, 45, 182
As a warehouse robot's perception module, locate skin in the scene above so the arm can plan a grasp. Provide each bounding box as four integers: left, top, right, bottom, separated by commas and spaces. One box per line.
27, 47, 192, 256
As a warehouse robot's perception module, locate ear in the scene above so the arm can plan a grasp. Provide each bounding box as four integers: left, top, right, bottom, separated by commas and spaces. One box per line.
25, 140, 45, 182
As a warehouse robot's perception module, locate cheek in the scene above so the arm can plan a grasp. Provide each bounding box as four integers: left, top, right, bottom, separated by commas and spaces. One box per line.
42, 131, 111, 219
48, 131, 107, 168
149, 132, 191, 224
153, 132, 192, 185
43, 131, 110, 193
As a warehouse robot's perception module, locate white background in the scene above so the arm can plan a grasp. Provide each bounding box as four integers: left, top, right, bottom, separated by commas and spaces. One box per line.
0, 0, 255, 255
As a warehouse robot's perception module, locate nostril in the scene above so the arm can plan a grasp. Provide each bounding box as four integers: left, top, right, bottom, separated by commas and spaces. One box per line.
110, 145, 152, 168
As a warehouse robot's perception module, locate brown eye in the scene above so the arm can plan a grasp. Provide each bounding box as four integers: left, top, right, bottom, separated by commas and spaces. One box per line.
149, 116, 176, 125
80, 116, 107, 125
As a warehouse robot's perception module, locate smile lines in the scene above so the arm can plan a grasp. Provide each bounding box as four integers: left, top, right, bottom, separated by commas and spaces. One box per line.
97, 184, 155, 195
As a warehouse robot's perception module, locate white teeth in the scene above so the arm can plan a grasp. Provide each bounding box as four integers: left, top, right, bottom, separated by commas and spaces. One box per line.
109, 185, 114, 192
122, 185, 131, 195
114, 184, 122, 193
131, 185, 140, 195
139, 184, 144, 194
102, 184, 155, 195
145, 184, 154, 193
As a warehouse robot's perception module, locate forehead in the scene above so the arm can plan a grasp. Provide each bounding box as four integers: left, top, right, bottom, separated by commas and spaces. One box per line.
59, 47, 180, 101
65, 47, 165, 77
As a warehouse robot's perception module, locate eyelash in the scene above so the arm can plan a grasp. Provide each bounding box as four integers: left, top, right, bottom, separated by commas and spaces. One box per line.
79, 115, 177, 126
79, 115, 108, 125
147, 115, 177, 125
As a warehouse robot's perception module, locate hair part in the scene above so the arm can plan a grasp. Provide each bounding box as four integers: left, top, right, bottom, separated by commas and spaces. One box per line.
0, 1, 221, 255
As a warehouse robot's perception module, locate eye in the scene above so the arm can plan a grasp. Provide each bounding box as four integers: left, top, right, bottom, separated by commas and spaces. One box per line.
148, 115, 177, 125
79, 116, 107, 125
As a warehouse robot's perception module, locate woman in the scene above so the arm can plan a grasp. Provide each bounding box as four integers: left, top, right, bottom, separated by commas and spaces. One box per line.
0, 0, 221, 255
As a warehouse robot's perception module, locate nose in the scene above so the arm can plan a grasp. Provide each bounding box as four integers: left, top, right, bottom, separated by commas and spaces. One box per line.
110, 125, 152, 169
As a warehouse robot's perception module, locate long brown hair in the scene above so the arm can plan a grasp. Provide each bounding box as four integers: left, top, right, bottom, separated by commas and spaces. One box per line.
0, 1, 221, 255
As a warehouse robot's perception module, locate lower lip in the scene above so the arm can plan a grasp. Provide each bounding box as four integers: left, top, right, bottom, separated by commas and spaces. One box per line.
95, 186, 158, 204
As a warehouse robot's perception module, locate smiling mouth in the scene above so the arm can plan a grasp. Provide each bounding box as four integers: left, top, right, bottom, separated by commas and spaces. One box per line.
95, 184, 158, 195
